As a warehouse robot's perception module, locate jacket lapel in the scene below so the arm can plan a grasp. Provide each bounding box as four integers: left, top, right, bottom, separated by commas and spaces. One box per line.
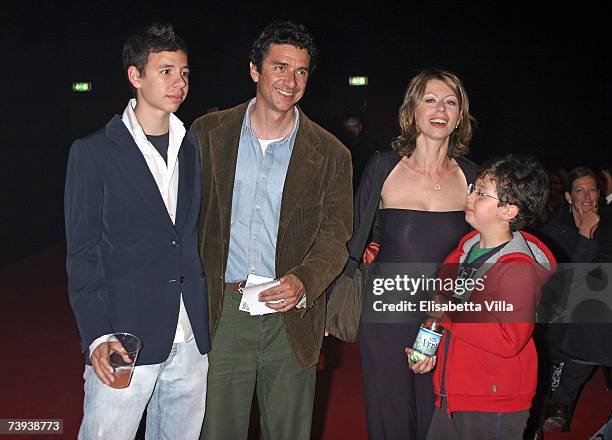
209, 104, 246, 239
174, 133, 195, 232
208, 104, 323, 255
105, 116, 175, 232
277, 111, 324, 246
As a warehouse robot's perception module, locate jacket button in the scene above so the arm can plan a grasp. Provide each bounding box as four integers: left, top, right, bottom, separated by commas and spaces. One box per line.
180, 276, 185, 283
170, 240, 179, 247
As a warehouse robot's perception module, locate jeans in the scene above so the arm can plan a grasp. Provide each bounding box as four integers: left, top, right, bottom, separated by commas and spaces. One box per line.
79, 337, 208, 440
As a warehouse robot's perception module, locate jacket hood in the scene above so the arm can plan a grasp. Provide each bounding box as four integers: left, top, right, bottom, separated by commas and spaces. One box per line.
457, 230, 557, 285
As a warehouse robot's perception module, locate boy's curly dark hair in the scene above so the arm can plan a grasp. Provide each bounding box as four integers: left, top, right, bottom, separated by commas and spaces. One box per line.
479, 154, 549, 231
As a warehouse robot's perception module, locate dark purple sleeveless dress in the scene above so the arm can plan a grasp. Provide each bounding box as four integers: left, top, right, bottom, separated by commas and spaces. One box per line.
355, 151, 479, 440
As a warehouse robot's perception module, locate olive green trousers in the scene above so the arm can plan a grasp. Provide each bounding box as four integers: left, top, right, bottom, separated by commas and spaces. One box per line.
201, 286, 316, 440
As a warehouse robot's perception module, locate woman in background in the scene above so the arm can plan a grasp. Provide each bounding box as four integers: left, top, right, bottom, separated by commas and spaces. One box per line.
538, 167, 612, 434
538, 167, 565, 225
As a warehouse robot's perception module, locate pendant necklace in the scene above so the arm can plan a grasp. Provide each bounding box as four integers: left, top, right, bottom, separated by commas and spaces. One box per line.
433, 174, 441, 191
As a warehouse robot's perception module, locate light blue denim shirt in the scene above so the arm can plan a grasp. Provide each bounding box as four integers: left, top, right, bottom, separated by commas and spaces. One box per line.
224, 99, 299, 282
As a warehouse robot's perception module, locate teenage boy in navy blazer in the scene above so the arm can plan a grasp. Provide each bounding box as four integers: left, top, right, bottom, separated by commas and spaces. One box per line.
64, 23, 210, 439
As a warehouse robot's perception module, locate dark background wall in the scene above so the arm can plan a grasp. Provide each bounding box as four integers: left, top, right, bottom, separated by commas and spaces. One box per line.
2, 0, 610, 267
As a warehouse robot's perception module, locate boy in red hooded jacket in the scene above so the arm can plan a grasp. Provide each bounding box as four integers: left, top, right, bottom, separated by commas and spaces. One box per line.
407, 154, 556, 439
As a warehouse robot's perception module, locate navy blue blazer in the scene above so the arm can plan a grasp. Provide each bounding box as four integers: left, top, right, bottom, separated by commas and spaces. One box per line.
65, 115, 210, 365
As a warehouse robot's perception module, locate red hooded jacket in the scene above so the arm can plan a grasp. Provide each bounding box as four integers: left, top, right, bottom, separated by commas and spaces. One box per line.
433, 230, 556, 415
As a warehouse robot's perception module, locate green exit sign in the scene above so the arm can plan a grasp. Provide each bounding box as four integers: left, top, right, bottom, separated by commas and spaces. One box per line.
348, 76, 368, 86
72, 82, 92, 92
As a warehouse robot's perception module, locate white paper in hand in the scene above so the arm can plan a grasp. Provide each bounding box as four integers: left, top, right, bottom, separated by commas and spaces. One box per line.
239, 279, 281, 316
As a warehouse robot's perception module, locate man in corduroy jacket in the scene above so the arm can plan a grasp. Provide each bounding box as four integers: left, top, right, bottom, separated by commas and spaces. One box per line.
190, 20, 352, 440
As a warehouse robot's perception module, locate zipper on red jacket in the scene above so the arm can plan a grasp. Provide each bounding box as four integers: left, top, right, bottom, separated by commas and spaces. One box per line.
440, 330, 453, 417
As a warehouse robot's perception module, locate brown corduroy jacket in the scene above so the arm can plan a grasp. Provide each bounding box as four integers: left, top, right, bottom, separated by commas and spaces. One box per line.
190, 102, 353, 368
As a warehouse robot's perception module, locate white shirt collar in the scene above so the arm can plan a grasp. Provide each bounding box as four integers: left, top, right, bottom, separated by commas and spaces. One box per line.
119, 98, 183, 226
121, 98, 186, 152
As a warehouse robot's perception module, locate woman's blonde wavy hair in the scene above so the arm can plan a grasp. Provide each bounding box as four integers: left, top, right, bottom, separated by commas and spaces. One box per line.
391, 70, 476, 158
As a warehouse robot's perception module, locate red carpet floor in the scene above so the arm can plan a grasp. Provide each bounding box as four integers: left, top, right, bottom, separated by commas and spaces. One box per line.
0, 243, 609, 439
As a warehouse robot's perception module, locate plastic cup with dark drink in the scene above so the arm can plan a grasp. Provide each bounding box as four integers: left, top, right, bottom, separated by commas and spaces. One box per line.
106, 333, 142, 389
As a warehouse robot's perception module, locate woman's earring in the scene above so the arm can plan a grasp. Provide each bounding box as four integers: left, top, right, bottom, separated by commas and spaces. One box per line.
569, 202, 572, 213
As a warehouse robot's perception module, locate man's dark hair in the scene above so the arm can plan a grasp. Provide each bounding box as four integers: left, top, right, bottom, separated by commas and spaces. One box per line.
479, 154, 549, 231
249, 21, 318, 74
122, 23, 187, 77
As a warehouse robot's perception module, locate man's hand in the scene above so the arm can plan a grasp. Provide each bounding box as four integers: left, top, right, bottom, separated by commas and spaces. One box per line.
405, 348, 437, 374
90, 341, 132, 386
259, 274, 305, 312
